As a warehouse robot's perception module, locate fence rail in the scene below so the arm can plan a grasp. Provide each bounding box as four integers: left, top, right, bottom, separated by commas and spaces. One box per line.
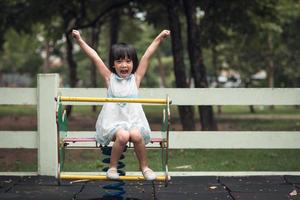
0, 73, 299, 176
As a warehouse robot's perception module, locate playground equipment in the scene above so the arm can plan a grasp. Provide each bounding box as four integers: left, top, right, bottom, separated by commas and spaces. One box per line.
55, 95, 171, 198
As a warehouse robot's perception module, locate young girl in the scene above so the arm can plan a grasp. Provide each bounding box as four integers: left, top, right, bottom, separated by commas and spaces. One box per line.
72, 29, 170, 180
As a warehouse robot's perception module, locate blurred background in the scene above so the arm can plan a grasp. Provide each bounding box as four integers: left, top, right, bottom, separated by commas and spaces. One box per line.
0, 0, 300, 172
1, 0, 299, 89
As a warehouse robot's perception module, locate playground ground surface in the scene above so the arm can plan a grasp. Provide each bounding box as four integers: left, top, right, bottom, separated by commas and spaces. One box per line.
1, 175, 300, 200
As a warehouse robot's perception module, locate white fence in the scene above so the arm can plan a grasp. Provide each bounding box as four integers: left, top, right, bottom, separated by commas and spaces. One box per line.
0, 73, 300, 176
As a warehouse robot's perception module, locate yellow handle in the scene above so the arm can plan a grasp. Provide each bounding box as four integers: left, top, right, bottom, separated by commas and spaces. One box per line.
59, 96, 169, 104
60, 174, 170, 181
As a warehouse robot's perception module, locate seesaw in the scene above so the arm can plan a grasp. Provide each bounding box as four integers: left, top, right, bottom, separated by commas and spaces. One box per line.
55, 95, 171, 198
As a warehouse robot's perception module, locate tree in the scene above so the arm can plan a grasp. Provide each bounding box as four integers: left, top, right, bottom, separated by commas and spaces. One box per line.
198, 0, 281, 88
183, 0, 217, 131
0, 28, 43, 77
0, 0, 62, 78
277, 0, 300, 87
165, 0, 196, 130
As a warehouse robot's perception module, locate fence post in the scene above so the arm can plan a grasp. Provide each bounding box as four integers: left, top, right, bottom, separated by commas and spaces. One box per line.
37, 73, 59, 176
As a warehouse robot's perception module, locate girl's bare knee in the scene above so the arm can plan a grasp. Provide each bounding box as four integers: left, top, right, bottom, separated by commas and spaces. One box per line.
130, 129, 143, 143
115, 129, 130, 145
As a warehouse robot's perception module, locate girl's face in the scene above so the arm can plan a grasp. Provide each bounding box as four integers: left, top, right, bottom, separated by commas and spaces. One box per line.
113, 57, 133, 78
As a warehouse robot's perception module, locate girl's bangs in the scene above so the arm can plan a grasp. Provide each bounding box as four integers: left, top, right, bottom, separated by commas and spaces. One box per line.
113, 46, 133, 60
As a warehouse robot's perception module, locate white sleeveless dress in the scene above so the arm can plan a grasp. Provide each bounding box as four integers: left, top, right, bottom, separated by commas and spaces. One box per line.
95, 73, 151, 145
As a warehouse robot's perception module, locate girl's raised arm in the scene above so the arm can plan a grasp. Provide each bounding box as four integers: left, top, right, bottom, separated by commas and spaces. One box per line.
135, 30, 170, 88
72, 30, 111, 86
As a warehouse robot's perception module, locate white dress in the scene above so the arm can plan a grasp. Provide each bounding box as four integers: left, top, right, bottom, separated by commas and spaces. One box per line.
95, 73, 151, 145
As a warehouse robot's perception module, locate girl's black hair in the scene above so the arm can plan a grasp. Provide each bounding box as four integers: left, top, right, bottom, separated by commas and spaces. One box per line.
109, 43, 139, 74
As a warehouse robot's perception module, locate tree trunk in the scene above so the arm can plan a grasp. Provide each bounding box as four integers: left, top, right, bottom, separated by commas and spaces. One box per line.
156, 51, 166, 87
266, 33, 275, 110
109, 10, 120, 47
66, 33, 78, 88
166, 0, 195, 131
90, 25, 101, 112
245, 80, 256, 113
183, 0, 217, 131
65, 32, 78, 117
212, 45, 222, 114
90, 26, 100, 88
267, 33, 275, 88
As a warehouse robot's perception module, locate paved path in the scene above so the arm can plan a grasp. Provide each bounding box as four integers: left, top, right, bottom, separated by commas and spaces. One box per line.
1, 175, 300, 199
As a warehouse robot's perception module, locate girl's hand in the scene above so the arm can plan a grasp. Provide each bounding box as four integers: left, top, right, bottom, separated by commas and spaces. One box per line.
157, 30, 171, 40
72, 29, 82, 41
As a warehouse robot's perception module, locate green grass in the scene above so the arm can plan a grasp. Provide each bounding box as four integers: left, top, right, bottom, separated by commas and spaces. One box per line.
13, 161, 37, 171
0, 105, 36, 117
3, 149, 300, 172
217, 118, 300, 131
61, 149, 300, 172
217, 105, 300, 115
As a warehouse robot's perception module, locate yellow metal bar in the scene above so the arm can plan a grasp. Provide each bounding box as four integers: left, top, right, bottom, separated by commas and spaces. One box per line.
59, 96, 168, 104
60, 174, 170, 182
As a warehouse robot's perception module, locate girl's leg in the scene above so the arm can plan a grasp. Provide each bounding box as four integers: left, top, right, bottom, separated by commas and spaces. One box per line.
129, 128, 148, 170
130, 128, 156, 180
109, 129, 130, 169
